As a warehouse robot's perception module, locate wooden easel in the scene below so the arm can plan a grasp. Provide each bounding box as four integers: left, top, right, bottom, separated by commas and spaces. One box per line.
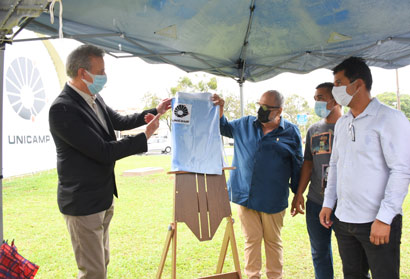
156, 168, 242, 279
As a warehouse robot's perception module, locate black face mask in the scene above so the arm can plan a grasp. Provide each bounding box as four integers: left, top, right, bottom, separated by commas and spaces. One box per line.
257, 107, 271, 123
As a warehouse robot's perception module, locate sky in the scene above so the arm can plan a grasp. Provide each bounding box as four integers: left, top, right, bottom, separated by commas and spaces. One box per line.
102, 56, 410, 110
22, 30, 410, 111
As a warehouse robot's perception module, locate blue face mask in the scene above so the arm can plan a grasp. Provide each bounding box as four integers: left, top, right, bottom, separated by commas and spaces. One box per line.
82, 70, 107, 95
314, 101, 331, 118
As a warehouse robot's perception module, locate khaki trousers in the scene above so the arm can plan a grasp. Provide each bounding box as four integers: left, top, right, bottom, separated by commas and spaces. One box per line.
64, 203, 114, 279
237, 205, 285, 279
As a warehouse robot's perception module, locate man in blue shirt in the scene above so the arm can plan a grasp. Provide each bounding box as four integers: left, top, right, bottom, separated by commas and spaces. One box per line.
212, 90, 303, 279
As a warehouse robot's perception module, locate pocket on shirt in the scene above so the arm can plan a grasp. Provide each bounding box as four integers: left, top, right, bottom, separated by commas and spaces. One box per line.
360, 131, 380, 150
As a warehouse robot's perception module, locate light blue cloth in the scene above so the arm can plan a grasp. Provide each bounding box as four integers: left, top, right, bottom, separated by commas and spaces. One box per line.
171, 92, 224, 174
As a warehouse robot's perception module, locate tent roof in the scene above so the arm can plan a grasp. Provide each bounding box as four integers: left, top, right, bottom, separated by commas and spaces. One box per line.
3, 0, 410, 82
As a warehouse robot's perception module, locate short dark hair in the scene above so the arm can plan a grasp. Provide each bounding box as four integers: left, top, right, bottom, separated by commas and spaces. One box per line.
332, 57, 372, 91
316, 82, 334, 91
316, 82, 334, 98
66, 44, 105, 78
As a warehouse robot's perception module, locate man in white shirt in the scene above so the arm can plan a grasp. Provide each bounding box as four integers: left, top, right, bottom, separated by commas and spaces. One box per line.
319, 56, 410, 279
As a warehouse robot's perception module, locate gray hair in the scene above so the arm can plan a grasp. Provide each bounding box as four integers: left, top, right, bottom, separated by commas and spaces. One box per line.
266, 90, 284, 108
66, 45, 105, 78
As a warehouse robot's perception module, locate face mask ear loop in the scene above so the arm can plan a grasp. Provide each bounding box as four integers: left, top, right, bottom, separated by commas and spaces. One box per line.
351, 80, 361, 99
85, 70, 95, 82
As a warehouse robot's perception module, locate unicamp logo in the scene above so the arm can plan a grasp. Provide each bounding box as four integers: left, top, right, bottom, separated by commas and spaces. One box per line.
174, 104, 189, 118
172, 103, 192, 125
5, 57, 46, 121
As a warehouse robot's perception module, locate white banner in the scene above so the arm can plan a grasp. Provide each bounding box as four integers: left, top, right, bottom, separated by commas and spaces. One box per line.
2, 36, 61, 177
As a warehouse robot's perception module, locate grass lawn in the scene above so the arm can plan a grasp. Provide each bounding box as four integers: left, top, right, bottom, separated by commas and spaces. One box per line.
3, 154, 410, 278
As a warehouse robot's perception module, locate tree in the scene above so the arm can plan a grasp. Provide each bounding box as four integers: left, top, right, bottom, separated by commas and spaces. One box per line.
166, 76, 255, 129
140, 76, 259, 132
221, 92, 241, 120
283, 94, 319, 140
170, 76, 217, 96
141, 92, 161, 111
376, 92, 410, 120
165, 76, 219, 130
244, 100, 258, 117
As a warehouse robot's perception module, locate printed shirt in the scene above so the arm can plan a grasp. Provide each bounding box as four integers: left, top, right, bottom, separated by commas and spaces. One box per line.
304, 119, 335, 205
323, 98, 410, 224
220, 115, 303, 214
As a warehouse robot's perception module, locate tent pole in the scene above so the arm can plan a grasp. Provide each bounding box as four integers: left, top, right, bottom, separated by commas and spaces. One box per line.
396, 69, 401, 110
239, 81, 244, 117
0, 44, 4, 242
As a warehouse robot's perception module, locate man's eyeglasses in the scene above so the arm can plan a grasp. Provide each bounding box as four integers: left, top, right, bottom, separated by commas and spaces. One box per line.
348, 122, 355, 142
257, 102, 280, 111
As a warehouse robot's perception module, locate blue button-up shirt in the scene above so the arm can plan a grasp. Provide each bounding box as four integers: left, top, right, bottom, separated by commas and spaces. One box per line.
220, 115, 303, 214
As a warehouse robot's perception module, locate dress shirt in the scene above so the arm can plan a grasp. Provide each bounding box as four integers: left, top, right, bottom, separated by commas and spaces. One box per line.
323, 98, 410, 224
67, 82, 108, 132
220, 115, 303, 214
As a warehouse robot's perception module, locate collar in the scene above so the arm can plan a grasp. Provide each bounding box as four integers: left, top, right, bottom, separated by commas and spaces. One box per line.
67, 82, 96, 106
253, 116, 285, 130
278, 116, 285, 129
347, 97, 380, 119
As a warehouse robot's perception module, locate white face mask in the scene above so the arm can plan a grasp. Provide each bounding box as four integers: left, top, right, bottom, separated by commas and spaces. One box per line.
332, 81, 358, 107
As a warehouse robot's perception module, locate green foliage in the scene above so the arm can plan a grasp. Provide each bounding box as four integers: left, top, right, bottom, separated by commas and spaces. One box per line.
376, 92, 410, 120
207, 77, 218, 90
165, 76, 220, 130
3, 156, 410, 278
283, 94, 320, 139
140, 76, 256, 130
169, 76, 217, 96
244, 100, 258, 117
141, 92, 161, 111
221, 92, 241, 120
170, 76, 194, 96
283, 94, 310, 124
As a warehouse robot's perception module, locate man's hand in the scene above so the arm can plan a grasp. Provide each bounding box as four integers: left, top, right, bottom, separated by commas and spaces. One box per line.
156, 98, 172, 114
211, 94, 225, 118
144, 113, 155, 124
370, 219, 391, 245
291, 194, 305, 217
144, 113, 162, 139
319, 207, 333, 229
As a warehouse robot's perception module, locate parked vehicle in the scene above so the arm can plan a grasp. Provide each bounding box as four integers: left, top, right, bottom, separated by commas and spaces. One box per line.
147, 136, 171, 154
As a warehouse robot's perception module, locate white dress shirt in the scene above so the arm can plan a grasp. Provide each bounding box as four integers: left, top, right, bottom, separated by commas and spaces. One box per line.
67, 82, 109, 132
323, 98, 410, 225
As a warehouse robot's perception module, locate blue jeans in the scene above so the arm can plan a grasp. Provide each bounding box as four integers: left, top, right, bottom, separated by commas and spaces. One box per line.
333, 215, 402, 279
306, 199, 334, 279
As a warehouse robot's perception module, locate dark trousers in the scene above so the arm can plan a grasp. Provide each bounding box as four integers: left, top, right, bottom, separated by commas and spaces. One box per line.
333, 215, 402, 279
306, 199, 334, 279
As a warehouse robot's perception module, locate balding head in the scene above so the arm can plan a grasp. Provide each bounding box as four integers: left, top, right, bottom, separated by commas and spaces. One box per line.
260, 90, 284, 108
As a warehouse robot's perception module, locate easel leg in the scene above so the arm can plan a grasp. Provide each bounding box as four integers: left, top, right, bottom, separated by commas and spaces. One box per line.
156, 223, 175, 279
216, 217, 242, 278
216, 220, 230, 273
227, 218, 241, 277
172, 222, 177, 279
